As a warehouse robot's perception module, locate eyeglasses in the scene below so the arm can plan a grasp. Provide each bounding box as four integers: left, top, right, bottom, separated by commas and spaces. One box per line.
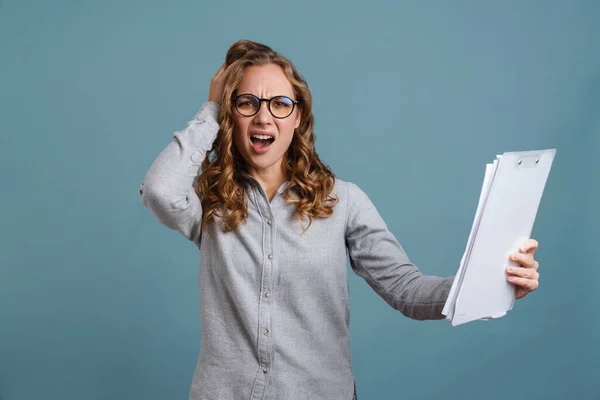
232, 94, 299, 119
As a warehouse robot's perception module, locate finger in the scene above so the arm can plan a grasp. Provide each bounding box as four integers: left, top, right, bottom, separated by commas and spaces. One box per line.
223, 60, 240, 75
215, 63, 236, 83
516, 286, 530, 299
506, 266, 539, 280
214, 62, 227, 77
520, 238, 539, 254
507, 276, 539, 292
510, 253, 537, 269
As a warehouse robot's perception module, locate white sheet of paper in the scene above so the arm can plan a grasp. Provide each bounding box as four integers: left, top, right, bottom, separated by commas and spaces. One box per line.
442, 149, 556, 326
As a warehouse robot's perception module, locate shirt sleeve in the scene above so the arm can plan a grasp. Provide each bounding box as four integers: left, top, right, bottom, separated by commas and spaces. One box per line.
139, 101, 220, 243
344, 181, 454, 321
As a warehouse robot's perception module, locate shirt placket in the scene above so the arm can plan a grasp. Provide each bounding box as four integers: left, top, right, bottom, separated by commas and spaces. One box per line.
250, 185, 276, 400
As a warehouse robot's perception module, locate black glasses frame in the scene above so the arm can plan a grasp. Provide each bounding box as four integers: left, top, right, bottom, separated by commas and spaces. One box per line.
232, 94, 299, 119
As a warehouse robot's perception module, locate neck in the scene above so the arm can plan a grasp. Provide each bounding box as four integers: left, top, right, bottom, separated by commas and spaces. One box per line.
246, 160, 288, 202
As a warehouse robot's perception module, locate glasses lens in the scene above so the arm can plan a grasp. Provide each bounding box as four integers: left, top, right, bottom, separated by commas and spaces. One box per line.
235, 95, 259, 116
270, 96, 294, 118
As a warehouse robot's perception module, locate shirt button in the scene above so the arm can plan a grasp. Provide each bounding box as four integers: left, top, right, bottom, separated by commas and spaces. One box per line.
263, 368, 268, 374
265, 291, 270, 298
264, 328, 270, 335
266, 220, 272, 225
268, 254, 273, 260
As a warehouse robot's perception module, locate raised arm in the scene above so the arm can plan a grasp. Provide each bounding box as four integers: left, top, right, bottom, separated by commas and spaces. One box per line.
139, 63, 232, 243
139, 101, 220, 243
344, 182, 454, 320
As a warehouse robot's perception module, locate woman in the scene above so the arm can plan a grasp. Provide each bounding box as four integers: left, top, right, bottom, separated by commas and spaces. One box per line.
140, 40, 541, 400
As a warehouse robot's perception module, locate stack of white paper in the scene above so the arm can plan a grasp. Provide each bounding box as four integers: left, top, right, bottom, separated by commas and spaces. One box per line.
442, 149, 556, 326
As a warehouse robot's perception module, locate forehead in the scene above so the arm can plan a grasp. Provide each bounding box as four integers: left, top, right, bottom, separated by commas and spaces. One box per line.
237, 64, 294, 97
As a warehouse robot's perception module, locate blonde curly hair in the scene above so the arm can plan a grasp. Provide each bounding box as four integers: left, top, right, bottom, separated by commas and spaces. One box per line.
197, 39, 338, 234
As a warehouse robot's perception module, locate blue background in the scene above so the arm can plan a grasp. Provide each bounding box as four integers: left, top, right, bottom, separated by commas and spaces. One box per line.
1, 0, 598, 399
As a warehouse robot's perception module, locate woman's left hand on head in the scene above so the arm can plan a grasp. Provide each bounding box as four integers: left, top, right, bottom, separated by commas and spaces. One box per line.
506, 238, 540, 299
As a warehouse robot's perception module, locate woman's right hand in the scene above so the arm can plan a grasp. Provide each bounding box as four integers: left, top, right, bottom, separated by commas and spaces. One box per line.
208, 62, 232, 104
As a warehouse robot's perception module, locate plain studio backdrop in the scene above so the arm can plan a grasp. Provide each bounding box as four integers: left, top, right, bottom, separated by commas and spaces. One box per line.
1, 1, 599, 399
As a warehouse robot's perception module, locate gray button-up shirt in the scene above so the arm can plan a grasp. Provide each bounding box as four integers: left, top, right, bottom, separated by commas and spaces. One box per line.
140, 101, 454, 400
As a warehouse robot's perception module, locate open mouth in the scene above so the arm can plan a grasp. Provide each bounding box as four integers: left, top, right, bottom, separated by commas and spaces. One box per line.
250, 134, 275, 153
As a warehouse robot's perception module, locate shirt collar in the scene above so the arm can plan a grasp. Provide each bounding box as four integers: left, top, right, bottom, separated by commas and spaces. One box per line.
239, 171, 295, 199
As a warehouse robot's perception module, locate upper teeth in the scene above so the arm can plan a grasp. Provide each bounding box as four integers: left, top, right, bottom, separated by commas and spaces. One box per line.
252, 134, 273, 140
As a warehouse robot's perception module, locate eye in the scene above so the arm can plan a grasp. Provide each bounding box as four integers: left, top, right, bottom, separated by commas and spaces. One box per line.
272, 97, 293, 108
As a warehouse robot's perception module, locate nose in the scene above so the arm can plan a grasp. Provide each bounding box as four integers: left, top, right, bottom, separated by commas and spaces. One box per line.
254, 100, 273, 125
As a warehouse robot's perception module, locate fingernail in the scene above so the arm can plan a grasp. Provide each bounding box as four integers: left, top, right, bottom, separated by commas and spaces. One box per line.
507, 267, 514, 273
